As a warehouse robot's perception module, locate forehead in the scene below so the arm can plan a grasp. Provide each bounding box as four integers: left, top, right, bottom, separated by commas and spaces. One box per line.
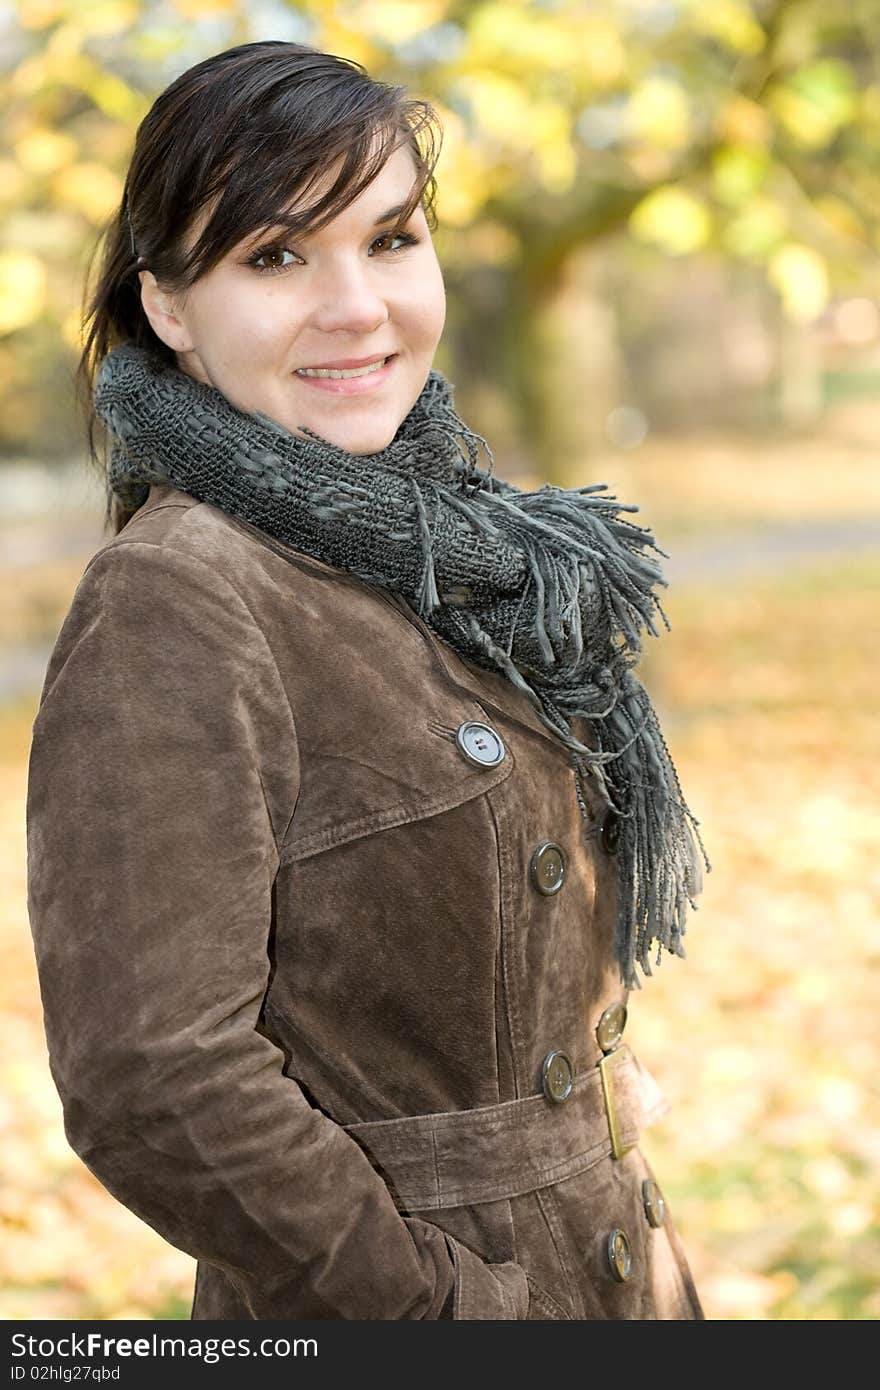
293, 142, 420, 222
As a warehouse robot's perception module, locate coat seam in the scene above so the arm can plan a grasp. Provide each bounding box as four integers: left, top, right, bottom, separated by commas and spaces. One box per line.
123, 502, 194, 521
535, 1186, 585, 1318
279, 754, 513, 864
430, 1126, 442, 1210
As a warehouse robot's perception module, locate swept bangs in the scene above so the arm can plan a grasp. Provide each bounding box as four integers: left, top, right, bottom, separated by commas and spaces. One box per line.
175, 100, 441, 286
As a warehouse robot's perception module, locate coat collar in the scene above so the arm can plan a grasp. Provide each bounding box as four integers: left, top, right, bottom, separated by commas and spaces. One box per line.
136, 484, 585, 759
374, 589, 584, 761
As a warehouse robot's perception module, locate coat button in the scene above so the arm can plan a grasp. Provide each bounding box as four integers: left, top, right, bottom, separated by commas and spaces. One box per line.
455, 721, 506, 768
529, 841, 566, 895
600, 808, 622, 854
642, 1179, 666, 1228
607, 1228, 633, 1282
541, 1050, 574, 1104
596, 1001, 627, 1053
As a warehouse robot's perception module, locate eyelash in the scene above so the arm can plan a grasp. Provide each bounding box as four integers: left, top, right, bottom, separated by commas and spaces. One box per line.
245, 229, 421, 275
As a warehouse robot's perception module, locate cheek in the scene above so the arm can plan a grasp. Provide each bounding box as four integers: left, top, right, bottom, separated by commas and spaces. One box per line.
404, 268, 446, 347
428, 274, 447, 336
191, 286, 288, 363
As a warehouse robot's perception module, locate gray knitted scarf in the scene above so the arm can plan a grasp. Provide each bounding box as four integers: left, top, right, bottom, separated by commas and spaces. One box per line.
94, 343, 710, 987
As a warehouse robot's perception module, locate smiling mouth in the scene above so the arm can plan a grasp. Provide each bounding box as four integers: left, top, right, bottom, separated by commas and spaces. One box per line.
295, 355, 395, 380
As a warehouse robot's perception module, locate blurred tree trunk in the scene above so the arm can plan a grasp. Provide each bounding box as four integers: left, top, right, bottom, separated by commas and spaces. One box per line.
777, 315, 823, 429
503, 245, 624, 485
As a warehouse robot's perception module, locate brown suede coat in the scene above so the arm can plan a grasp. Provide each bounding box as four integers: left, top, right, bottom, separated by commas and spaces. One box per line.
26, 481, 703, 1320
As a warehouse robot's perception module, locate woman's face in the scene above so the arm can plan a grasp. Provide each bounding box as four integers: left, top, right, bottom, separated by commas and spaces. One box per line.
138, 143, 446, 455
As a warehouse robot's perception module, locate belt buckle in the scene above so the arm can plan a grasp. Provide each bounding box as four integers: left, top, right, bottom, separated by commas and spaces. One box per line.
597, 1046, 634, 1161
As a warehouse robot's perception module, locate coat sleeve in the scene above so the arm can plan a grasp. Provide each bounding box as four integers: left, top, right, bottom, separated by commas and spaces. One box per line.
25, 540, 528, 1321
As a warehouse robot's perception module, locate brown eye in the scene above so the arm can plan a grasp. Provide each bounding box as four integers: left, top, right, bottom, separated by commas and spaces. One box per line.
369, 230, 419, 256
250, 246, 297, 273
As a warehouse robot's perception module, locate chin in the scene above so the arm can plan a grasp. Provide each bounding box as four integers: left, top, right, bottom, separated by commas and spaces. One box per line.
307, 417, 404, 456
344, 432, 398, 456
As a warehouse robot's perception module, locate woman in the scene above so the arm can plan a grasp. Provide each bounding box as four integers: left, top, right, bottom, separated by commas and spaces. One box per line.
26, 40, 710, 1320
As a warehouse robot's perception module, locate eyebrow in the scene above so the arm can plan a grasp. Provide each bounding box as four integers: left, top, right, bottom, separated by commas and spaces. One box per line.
373, 201, 413, 225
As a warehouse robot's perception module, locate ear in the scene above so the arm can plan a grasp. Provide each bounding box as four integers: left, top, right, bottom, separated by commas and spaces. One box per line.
138, 269, 193, 352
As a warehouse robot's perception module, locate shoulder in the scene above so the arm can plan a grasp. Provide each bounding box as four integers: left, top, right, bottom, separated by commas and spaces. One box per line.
75, 482, 401, 657
38, 484, 303, 757
82, 481, 350, 623
91, 483, 277, 592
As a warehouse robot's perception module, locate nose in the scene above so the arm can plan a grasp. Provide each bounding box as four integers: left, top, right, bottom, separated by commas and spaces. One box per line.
308, 257, 390, 336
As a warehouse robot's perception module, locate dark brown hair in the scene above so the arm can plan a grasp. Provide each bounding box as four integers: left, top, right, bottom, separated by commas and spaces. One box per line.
76, 40, 442, 534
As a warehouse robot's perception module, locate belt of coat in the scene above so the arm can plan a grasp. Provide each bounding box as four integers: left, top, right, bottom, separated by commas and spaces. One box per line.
343, 1045, 669, 1211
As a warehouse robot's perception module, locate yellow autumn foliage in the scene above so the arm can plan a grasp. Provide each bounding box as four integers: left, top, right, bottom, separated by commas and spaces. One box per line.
75, 1, 141, 36
52, 161, 123, 223
627, 78, 692, 151
0, 250, 47, 336
722, 194, 788, 260
356, 0, 448, 43
0, 160, 29, 208
15, 128, 79, 175
16, 0, 65, 29
170, 0, 235, 18
691, 0, 766, 55
767, 242, 830, 322
630, 185, 712, 255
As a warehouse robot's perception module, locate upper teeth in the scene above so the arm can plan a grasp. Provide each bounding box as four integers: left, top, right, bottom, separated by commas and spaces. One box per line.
297, 358, 388, 379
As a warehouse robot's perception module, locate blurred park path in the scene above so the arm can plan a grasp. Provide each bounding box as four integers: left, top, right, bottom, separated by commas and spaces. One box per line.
664, 515, 880, 583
